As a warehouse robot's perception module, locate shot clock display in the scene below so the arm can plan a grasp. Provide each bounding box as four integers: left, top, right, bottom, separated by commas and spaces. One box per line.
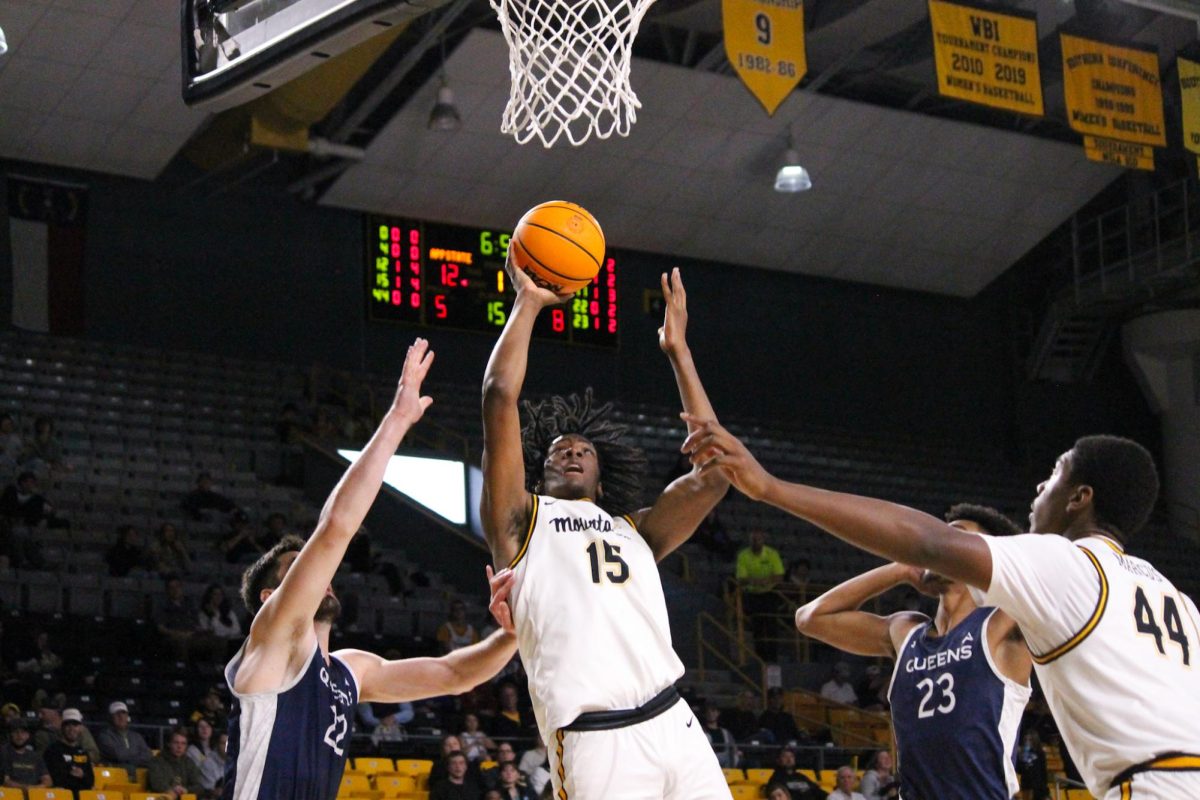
366, 215, 618, 347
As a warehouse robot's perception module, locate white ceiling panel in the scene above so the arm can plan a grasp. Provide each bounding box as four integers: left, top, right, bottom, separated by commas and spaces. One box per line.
322, 27, 1118, 296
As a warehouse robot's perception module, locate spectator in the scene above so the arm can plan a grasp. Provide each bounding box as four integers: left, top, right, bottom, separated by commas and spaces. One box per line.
759, 688, 806, 745
1, 716, 50, 790
827, 766, 866, 800
437, 600, 480, 654
857, 750, 896, 800
820, 663, 858, 706
495, 760, 535, 800
701, 705, 737, 768
0, 705, 19, 728
189, 688, 229, 731
148, 727, 206, 798
16, 631, 63, 675
33, 705, 99, 761
783, 557, 812, 601
1, 471, 66, 553
186, 718, 225, 796
363, 701, 413, 747
460, 713, 495, 763
767, 746, 822, 797
42, 708, 94, 793
197, 585, 242, 642
429, 735, 472, 785
181, 473, 237, 521
219, 514, 271, 564
735, 530, 785, 661
0, 415, 23, 475
721, 689, 765, 743
149, 523, 192, 576
479, 742, 515, 790
430, 750, 481, 800
766, 784, 795, 800
106, 525, 149, 577
1017, 730, 1049, 800
517, 735, 549, 793
19, 417, 67, 475
156, 576, 206, 662
490, 682, 534, 740
856, 665, 889, 712
96, 701, 153, 776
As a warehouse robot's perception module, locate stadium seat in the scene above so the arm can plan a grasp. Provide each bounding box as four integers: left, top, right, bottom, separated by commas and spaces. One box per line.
79, 792, 127, 800
128, 794, 173, 800
0, 790, 24, 800
722, 768, 744, 784
1064, 791, 1095, 800
392, 760, 434, 778
338, 774, 380, 799
352, 757, 395, 775
374, 775, 417, 797
743, 768, 774, 786
95, 766, 135, 787
729, 786, 759, 800
27, 790, 74, 800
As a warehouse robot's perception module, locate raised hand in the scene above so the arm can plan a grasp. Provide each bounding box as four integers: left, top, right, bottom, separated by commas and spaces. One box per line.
658, 267, 688, 356
389, 338, 435, 424
486, 565, 516, 634
505, 250, 573, 308
680, 414, 774, 501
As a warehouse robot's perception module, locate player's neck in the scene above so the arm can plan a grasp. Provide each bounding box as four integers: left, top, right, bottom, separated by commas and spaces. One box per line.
315, 621, 333, 656
933, 588, 975, 636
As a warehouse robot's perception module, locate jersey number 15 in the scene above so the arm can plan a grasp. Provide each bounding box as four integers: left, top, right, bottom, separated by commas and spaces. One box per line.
586, 540, 629, 584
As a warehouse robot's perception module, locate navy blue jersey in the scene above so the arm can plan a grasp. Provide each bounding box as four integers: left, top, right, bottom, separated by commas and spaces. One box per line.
887, 607, 1030, 800
223, 642, 359, 800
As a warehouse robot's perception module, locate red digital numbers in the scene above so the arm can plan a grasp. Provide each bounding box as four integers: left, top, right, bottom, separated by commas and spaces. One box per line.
551, 309, 565, 332
441, 263, 459, 287
435, 295, 448, 319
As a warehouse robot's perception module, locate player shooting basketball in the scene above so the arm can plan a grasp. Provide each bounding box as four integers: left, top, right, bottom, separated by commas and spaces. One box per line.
794, 503, 1032, 800
481, 261, 732, 800
223, 339, 519, 800
683, 421, 1200, 800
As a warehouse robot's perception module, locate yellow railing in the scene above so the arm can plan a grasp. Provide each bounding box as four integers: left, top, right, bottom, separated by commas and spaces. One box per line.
696, 611, 769, 704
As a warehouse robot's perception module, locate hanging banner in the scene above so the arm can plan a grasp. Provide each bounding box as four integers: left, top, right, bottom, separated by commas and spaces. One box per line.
1083, 135, 1154, 170
928, 0, 1043, 115
1060, 34, 1165, 147
723, 0, 807, 115
1178, 55, 1200, 154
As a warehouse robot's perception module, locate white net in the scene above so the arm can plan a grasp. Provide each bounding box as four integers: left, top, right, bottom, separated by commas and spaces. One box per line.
490, 0, 656, 146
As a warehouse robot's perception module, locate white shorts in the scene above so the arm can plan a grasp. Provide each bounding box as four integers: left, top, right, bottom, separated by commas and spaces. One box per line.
550, 698, 730, 800
1103, 770, 1200, 799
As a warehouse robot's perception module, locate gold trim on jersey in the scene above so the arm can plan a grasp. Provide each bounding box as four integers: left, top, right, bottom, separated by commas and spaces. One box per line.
555, 729, 568, 800
1120, 780, 1132, 799
1092, 535, 1125, 554
622, 514, 638, 531
508, 495, 539, 569
1031, 546, 1108, 665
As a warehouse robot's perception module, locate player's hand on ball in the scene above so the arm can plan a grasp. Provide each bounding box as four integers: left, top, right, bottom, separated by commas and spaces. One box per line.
505, 251, 572, 308
658, 267, 688, 356
680, 414, 773, 500
389, 338, 435, 423
487, 565, 516, 634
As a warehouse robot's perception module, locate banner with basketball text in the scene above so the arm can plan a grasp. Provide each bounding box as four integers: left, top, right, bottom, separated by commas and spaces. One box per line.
1060, 34, 1165, 147
1083, 136, 1154, 170
928, 0, 1043, 115
723, 0, 807, 115
1177, 55, 1200, 154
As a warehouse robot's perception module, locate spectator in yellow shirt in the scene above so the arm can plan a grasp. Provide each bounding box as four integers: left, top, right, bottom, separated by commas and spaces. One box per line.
735, 530, 784, 661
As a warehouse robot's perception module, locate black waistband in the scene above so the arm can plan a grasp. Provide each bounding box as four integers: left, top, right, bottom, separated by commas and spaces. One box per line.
1109, 752, 1200, 788
562, 685, 681, 732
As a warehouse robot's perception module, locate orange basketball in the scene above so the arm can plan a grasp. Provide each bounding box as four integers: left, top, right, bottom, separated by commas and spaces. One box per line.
510, 201, 605, 294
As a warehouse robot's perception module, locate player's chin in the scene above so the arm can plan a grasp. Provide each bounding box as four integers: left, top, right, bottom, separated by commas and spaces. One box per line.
315, 595, 342, 624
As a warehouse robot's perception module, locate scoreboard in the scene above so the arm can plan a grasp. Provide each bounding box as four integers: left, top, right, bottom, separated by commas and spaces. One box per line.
366, 216, 619, 347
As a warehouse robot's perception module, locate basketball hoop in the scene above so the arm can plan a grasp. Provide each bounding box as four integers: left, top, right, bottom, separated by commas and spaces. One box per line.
489, 0, 655, 146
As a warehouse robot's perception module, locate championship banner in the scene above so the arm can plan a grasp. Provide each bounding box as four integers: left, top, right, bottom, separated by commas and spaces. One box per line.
1060, 34, 1165, 147
1177, 56, 1200, 154
723, 0, 807, 115
928, 0, 1043, 115
1083, 135, 1154, 171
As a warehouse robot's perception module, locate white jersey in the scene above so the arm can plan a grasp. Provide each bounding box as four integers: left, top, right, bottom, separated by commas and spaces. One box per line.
509, 495, 685, 735
976, 533, 1200, 798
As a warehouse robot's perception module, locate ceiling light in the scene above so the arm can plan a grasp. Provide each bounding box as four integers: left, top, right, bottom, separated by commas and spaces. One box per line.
428, 83, 461, 131
775, 148, 812, 193
0, 25, 8, 56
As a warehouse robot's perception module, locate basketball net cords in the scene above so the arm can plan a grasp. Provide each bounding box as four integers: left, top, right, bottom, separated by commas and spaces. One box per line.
490, 0, 655, 147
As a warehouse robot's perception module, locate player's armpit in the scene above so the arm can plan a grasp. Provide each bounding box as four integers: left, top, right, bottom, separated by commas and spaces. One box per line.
633, 471, 728, 561
986, 610, 1033, 686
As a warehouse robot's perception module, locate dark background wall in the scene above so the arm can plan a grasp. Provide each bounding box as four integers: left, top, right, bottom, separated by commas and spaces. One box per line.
1, 161, 1159, 465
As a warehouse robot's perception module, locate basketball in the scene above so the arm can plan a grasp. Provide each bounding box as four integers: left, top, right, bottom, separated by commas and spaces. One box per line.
510, 201, 605, 294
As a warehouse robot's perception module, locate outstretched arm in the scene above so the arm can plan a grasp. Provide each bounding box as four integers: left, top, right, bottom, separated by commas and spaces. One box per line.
682, 417, 994, 589
794, 563, 929, 658
248, 340, 434, 649
481, 258, 571, 567
634, 269, 730, 560
342, 566, 519, 701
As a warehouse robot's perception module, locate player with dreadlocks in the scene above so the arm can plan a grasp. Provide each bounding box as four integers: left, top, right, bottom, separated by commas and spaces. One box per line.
482, 262, 731, 800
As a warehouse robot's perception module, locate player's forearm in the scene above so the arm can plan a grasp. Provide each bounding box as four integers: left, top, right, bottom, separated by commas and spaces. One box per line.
483, 296, 540, 404
798, 564, 908, 620
667, 346, 719, 432
319, 411, 416, 539
442, 628, 519, 693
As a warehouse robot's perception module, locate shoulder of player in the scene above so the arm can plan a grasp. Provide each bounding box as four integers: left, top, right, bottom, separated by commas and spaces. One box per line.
886, 611, 928, 652
231, 632, 318, 695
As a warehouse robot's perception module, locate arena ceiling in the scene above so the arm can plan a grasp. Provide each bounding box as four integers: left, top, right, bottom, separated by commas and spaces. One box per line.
0, 0, 1197, 295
